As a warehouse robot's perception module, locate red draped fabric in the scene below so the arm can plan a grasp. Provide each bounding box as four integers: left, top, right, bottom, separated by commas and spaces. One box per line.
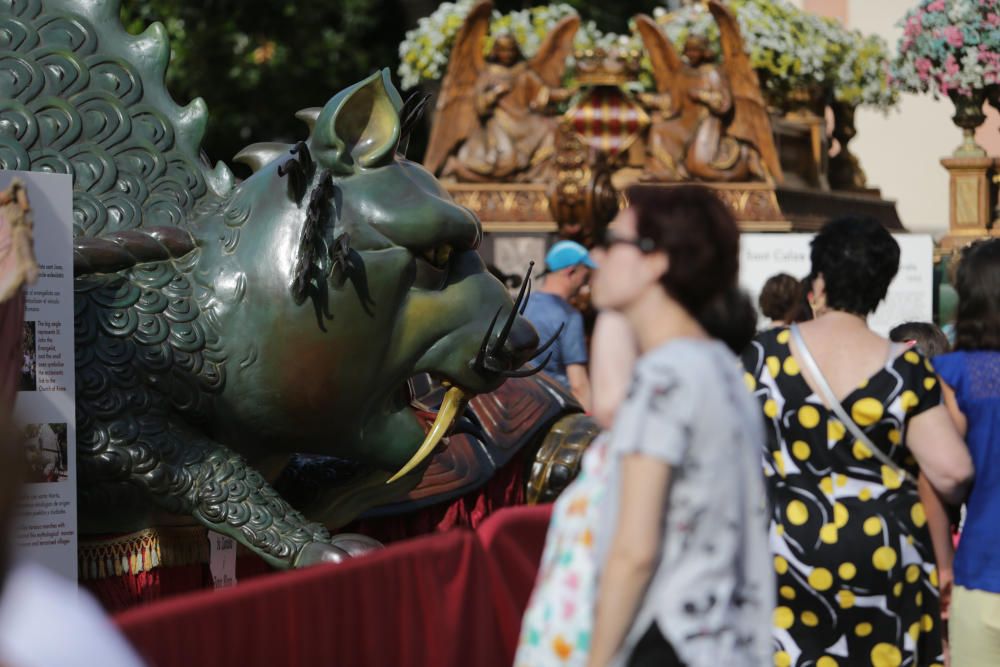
116, 504, 553, 667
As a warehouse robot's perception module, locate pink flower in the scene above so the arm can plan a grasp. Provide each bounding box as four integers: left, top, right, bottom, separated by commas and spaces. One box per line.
943, 26, 964, 48
905, 13, 924, 37
988, 12, 1000, 26
945, 53, 960, 77
915, 57, 934, 82
927, 0, 946, 11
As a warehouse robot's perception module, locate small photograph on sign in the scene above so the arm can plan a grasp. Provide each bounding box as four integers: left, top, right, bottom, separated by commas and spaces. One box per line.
19, 320, 36, 392
23, 422, 68, 484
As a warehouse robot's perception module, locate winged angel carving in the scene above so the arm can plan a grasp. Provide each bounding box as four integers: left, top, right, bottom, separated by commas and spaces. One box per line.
635, 1, 782, 183
424, 0, 579, 182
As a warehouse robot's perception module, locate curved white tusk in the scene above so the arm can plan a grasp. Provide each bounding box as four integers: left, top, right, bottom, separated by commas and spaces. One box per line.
385, 387, 467, 485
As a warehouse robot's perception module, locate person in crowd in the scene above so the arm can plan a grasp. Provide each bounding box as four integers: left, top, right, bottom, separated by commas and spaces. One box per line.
889, 319, 957, 648
516, 185, 773, 667
931, 239, 1000, 667
889, 321, 950, 358
743, 216, 973, 667
522, 240, 594, 411
759, 273, 806, 328
702, 286, 760, 356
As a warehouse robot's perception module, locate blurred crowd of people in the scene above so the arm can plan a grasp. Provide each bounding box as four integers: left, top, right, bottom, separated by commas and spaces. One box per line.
517, 185, 999, 667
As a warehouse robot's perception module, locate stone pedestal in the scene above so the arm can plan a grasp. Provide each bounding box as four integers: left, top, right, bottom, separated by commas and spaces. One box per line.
939, 156, 999, 251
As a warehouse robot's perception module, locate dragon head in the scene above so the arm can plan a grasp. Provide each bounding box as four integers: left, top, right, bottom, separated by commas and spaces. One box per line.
204, 70, 545, 484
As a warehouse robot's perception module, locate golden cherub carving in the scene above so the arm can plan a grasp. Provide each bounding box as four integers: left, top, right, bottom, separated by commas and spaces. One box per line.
634, 0, 782, 183
423, 0, 579, 182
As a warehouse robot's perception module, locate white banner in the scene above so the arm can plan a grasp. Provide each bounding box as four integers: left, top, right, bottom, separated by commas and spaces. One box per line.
740, 233, 935, 337
8, 171, 77, 581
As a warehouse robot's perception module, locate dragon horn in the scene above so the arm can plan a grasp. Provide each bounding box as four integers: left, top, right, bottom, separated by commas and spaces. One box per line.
528, 321, 564, 361
473, 306, 503, 373
491, 261, 534, 356
500, 354, 552, 378
519, 276, 532, 315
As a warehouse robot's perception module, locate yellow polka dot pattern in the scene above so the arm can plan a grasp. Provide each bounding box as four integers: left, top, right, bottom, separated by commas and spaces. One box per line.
881, 465, 902, 490
838, 589, 855, 608
750, 329, 943, 666
786, 500, 808, 525
798, 405, 820, 429
792, 441, 810, 460
777, 328, 791, 344
744, 372, 756, 391
873, 546, 897, 571
851, 397, 884, 426
808, 567, 833, 591
871, 642, 902, 667
834, 502, 849, 528
783, 356, 800, 376
853, 441, 873, 460
827, 419, 846, 442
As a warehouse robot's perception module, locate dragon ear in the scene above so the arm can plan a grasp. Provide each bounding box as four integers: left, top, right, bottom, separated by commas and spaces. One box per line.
311, 69, 402, 174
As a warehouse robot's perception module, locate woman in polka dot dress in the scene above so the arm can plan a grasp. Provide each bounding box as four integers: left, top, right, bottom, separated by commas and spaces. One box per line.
742, 217, 973, 667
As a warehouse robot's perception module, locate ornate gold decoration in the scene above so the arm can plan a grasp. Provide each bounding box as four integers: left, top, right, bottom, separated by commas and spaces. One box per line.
527, 413, 600, 505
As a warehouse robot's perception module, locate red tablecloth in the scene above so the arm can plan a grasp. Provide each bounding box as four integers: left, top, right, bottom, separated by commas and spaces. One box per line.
116, 504, 553, 667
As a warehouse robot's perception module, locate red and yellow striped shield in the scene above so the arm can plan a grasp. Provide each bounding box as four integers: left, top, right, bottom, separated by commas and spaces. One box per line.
563, 87, 650, 157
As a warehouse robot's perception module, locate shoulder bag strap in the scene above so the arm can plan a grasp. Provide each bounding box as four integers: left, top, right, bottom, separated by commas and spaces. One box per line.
789, 325, 915, 486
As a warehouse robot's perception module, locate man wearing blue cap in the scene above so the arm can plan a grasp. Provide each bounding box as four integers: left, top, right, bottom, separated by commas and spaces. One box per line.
521, 240, 594, 411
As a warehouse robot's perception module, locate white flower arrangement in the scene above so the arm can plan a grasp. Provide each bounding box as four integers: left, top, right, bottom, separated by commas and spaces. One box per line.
656, 0, 895, 110
398, 1, 608, 90
397, 1, 897, 111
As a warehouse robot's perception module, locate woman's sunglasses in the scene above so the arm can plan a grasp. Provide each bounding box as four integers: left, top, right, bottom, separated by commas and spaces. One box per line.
596, 228, 656, 253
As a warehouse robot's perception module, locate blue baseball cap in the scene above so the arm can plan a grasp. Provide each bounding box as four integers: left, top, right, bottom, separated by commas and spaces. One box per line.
545, 240, 597, 272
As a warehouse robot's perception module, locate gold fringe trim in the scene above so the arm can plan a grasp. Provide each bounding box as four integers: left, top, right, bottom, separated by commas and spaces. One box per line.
79, 526, 254, 581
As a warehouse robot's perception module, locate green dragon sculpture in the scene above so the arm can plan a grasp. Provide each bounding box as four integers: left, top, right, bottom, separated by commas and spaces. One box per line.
0, 0, 569, 569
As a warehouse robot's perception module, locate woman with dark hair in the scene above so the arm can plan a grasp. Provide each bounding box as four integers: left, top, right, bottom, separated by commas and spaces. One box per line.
743, 217, 973, 667
759, 273, 805, 327
931, 239, 1000, 667
516, 185, 773, 667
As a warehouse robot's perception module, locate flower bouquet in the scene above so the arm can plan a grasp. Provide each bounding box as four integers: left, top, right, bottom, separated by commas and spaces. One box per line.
892, 0, 1000, 155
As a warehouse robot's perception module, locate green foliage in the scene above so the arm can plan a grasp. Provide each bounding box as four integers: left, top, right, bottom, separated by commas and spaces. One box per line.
120, 0, 406, 176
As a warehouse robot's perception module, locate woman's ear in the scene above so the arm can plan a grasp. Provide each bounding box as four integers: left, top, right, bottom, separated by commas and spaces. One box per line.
645, 251, 669, 287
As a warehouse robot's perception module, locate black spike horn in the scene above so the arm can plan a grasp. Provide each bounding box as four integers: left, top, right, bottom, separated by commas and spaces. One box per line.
491, 261, 534, 356
473, 306, 503, 373
519, 276, 532, 315
500, 353, 552, 378
528, 321, 564, 361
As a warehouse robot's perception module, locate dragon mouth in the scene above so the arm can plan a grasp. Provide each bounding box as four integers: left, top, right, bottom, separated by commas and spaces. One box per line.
383, 261, 558, 485
385, 382, 468, 484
